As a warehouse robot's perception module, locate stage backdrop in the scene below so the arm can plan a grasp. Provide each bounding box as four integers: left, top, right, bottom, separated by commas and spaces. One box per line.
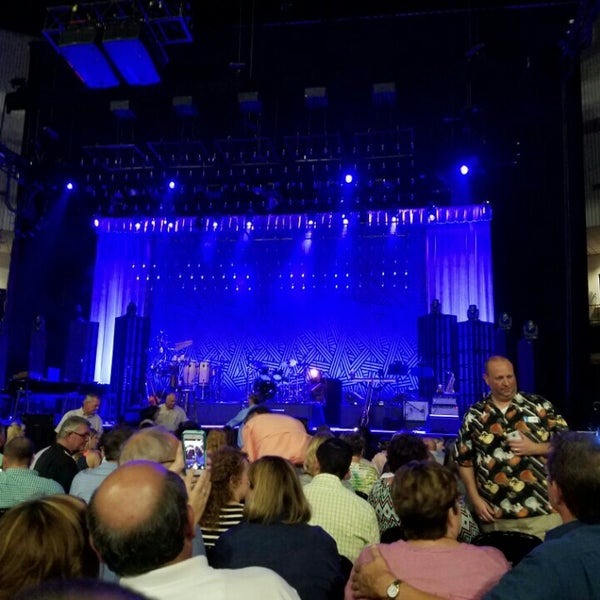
91, 206, 493, 405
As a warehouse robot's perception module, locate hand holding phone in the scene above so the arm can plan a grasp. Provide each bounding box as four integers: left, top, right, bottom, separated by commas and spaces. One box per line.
182, 429, 207, 473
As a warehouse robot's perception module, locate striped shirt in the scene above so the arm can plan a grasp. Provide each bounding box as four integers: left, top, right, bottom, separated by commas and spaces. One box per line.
201, 503, 245, 548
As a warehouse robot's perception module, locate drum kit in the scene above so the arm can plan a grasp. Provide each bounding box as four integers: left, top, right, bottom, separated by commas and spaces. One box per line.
248, 358, 307, 403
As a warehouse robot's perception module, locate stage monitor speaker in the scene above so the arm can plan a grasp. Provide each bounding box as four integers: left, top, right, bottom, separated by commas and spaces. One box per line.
22, 413, 55, 451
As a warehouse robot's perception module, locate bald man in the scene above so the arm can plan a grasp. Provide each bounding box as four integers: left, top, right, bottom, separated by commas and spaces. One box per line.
56, 394, 103, 436
87, 461, 300, 600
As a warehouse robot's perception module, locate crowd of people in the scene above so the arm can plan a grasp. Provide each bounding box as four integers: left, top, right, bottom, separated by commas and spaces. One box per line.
0, 356, 599, 600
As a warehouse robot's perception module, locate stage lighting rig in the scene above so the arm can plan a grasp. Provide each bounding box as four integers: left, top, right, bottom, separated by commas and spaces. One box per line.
42, 0, 193, 89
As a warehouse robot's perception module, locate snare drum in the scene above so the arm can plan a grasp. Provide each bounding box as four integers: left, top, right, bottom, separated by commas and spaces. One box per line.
198, 361, 211, 385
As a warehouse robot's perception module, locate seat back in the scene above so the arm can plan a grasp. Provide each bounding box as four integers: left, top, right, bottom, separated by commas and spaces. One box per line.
471, 530, 542, 565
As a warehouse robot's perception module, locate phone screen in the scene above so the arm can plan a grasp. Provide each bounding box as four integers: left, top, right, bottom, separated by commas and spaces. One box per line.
182, 430, 206, 472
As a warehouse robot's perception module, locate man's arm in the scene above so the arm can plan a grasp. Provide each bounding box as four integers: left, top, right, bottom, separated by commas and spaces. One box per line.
457, 464, 497, 523
350, 545, 445, 600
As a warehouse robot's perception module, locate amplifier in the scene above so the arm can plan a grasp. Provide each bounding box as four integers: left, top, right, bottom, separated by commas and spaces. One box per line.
430, 404, 459, 417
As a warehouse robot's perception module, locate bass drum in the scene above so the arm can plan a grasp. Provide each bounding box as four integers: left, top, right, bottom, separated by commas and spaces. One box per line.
252, 378, 277, 400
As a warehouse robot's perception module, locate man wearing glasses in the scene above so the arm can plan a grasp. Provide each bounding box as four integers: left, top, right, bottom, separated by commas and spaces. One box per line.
35, 416, 90, 492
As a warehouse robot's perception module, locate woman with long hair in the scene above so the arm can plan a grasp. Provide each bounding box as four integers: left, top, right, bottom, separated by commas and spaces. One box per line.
212, 455, 345, 600
200, 446, 250, 551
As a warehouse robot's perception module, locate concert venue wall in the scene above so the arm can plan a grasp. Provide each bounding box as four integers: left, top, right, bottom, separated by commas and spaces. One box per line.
91, 206, 493, 406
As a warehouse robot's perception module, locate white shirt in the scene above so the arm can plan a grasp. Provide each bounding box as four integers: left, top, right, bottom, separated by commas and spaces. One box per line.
155, 404, 188, 433
55, 408, 103, 435
120, 555, 300, 600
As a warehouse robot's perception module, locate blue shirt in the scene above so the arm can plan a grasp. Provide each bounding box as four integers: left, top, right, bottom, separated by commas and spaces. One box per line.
70, 459, 119, 503
226, 406, 252, 447
484, 520, 600, 600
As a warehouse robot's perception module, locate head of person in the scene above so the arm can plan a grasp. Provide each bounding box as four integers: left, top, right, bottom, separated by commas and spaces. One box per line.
86, 428, 100, 451
87, 461, 192, 577
303, 432, 334, 476
82, 394, 101, 417
200, 446, 249, 529
387, 432, 430, 473
6, 422, 25, 444
546, 431, 600, 524
14, 578, 150, 600
118, 426, 178, 467
315, 437, 352, 480
99, 425, 135, 462
339, 431, 366, 458
205, 428, 228, 456
2, 435, 35, 468
245, 455, 311, 524
57, 416, 91, 453
165, 393, 177, 410
0, 495, 98, 600
391, 460, 459, 541
483, 355, 517, 402
248, 392, 263, 407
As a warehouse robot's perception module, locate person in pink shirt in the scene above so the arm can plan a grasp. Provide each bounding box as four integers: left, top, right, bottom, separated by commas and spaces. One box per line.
346, 460, 510, 600
241, 406, 311, 465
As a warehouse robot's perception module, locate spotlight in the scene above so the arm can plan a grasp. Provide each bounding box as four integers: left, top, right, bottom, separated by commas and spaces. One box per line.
426, 205, 437, 223
344, 173, 353, 184
307, 367, 322, 383
168, 180, 176, 190
459, 164, 470, 175
65, 181, 75, 191
93, 218, 100, 228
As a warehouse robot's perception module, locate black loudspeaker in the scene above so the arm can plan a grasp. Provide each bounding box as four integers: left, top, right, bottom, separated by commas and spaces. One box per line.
64, 319, 99, 383
22, 413, 55, 451
110, 304, 151, 417
311, 378, 342, 426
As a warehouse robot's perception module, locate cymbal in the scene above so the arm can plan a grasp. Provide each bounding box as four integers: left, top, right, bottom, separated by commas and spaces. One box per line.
174, 340, 193, 350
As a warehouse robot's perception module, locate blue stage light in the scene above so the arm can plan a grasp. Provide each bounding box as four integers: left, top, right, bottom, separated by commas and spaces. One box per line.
460, 164, 470, 175
66, 181, 75, 191
344, 173, 353, 184
168, 180, 176, 190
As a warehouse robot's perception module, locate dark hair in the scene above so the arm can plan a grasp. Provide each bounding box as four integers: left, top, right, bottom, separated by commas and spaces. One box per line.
87, 469, 188, 577
339, 432, 366, 457
547, 432, 600, 523
391, 460, 458, 540
316, 437, 352, 479
387, 433, 429, 473
3, 435, 35, 462
14, 578, 150, 600
99, 426, 135, 461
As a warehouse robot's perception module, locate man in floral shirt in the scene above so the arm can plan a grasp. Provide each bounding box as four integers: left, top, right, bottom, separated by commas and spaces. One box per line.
456, 355, 568, 539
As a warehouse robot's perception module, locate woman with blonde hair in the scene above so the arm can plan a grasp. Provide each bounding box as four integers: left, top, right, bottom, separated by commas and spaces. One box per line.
299, 431, 333, 486
212, 455, 345, 600
0, 495, 99, 599
200, 445, 250, 551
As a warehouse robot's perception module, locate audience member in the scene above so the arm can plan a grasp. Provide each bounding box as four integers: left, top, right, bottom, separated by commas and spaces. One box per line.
346, 460, 509, 600
206, 427, 229, 458
340, 431, 379, 495
35, 416, 90, 492
299, 432, 333, 486
87, 461, 300, 599
484, 431, 600, 599
75, 427, 102, 470
0, 495, 98, 600
371, 439, 389, 475
55, 394, 103, 436
304, 437, 379, 562
71, 425, 135, 503
456, 355, 568, 539
6, 421, 25, 444
226, 392, 263, 447
212, 455, 345, 600
0, 436, 64, 508
242, 406, 311, 464
119, 426, 179, 466
154, 392, 188, 433
200, 446, 249, 550
368, 433, 430, 534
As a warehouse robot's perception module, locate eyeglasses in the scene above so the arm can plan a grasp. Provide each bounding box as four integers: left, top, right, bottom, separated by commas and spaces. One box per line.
69, 431, 90, 439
